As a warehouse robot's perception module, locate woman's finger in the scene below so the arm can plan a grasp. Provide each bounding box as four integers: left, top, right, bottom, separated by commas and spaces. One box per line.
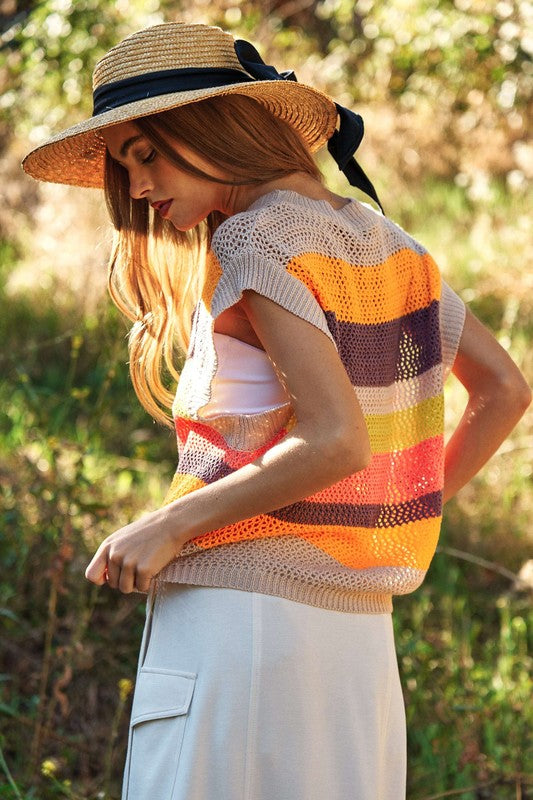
85, 547, 109, 585
134, 566, 153, 595
118, 561, 136, 594
105, 559, 121, 589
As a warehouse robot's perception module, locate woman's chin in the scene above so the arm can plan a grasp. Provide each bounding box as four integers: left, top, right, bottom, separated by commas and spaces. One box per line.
169, 215, 207, 232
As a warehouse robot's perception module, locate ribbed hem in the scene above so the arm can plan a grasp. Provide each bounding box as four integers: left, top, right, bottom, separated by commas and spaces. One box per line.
157, 562, 393, 614
199, 403, 292, 451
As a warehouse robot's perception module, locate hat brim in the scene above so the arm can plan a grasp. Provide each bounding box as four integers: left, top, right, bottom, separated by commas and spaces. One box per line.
22, 80, 338, 189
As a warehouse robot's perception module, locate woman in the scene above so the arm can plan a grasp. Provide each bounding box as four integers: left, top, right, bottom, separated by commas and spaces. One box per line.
23, 22, 530, 800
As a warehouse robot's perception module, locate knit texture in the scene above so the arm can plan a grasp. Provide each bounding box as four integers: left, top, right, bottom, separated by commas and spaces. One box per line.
159, 190, 465, 612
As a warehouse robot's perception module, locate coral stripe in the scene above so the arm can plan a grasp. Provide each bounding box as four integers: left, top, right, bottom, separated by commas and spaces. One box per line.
170, 421, 443, 507
308, 436, 444, 505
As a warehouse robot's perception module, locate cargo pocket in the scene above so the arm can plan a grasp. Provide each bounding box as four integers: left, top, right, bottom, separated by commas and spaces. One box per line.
122, 667, 196, 800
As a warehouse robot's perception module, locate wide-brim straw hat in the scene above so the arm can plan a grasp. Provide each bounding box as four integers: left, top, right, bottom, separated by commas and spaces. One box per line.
22, 22, 339, 189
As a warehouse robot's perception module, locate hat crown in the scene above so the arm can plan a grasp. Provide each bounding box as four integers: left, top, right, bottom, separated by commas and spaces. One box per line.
92, 22, 248, 91
23, 22, 339, 189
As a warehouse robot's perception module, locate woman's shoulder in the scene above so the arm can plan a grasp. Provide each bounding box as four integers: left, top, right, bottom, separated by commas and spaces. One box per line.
211, 190, 316, 267
211, 189, 427, 268
212, 189, 365, 262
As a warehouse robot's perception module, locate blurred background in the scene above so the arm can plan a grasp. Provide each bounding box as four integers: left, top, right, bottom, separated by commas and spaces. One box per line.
0, 1, 531, 798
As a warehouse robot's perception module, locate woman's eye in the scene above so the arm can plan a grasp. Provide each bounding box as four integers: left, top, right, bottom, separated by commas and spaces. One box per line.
141, 150, 156, 164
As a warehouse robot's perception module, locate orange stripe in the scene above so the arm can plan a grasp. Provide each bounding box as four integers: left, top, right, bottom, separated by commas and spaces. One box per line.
287, 250, 441, 324
303, 516, 441, 570
191, 513, 440, 571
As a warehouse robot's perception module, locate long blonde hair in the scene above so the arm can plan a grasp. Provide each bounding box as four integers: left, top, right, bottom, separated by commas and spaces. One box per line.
104, 94, 322, 426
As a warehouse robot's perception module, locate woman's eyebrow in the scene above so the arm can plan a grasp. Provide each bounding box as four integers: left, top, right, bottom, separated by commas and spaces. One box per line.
119, 134, 145, 157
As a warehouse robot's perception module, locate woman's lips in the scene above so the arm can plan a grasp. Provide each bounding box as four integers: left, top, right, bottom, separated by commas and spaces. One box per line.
152, 199, 173, 218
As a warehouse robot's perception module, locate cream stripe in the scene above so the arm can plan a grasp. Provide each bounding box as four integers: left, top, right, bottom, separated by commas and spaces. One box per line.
354, 365, 442, 415
211, 195, 429, 273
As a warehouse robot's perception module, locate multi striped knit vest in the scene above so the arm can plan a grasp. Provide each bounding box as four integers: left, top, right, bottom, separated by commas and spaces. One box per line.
159, 190, 465, 613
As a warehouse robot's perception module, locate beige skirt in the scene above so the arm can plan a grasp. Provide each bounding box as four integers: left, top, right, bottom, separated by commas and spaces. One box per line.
121, 583, 406, 800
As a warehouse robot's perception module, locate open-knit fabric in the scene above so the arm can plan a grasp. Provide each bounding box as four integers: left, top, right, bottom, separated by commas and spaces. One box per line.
159, 190, 466, 613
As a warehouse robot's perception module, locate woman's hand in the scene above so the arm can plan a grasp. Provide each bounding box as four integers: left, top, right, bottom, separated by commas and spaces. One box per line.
85, 507, 183, 594
86, 290, 371, 594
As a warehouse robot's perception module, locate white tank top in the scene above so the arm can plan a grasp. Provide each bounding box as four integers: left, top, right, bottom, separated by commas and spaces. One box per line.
201, 333, 290, 417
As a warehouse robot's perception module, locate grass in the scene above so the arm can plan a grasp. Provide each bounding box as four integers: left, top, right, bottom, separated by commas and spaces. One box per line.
1, 176, 531, 798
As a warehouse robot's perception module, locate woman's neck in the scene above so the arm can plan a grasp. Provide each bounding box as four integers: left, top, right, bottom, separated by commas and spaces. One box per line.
224, 172, 350, 214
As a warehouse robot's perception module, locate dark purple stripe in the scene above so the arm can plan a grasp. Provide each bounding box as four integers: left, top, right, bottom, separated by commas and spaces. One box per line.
324, 301, 442, 386
177, 454, 233, 485
268, 491, 442, 528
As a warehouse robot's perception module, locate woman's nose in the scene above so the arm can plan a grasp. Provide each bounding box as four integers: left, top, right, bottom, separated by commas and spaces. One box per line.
128, 168, 153, 200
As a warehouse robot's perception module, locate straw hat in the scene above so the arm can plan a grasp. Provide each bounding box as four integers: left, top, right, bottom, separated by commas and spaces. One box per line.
22, 22, 339, 189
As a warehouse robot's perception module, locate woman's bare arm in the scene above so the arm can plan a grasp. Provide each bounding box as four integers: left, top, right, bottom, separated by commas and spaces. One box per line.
86, 291, 371, 592
443, 308, 531, 503
164, 290, 372, 526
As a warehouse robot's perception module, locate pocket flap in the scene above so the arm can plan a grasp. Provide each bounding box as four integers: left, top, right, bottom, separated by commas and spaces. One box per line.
130, 667, 196, 726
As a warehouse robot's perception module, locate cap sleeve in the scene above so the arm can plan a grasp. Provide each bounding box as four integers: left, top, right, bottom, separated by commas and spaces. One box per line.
209, 210, 336, 345
440, 281, 466, 379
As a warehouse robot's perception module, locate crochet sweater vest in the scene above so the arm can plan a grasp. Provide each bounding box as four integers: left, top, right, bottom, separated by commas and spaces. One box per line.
159, 190, 465, 613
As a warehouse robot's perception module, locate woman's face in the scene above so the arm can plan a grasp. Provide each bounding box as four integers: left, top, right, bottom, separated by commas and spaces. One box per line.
102, 121, 229, 231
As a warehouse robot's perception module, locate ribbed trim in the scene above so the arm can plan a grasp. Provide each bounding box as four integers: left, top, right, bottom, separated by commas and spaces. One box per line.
158, 561, 394, 614
200, 403, 292, 451
440, 281, 466, 378
211, 253, 336, 346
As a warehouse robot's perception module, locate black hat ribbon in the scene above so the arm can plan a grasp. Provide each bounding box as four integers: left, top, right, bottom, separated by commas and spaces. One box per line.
235, 39, 384, 213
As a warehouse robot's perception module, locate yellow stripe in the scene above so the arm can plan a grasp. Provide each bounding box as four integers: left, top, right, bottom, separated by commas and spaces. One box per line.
202, 250, 223, 309
163, 473, 206, 506
287, 250, 441, 324
364, 395, 444, 453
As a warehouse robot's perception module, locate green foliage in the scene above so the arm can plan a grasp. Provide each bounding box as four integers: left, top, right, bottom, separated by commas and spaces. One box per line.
395, 557, 532, 798
2, 0, 531, 178
0, 234, 175, 796
315, 0, 531, 110
1, 0, 179, 144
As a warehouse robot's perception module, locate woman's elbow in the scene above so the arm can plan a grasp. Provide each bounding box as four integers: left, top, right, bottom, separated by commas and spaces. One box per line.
492, 360, 532, 416
321, 425, 372, 478
503, 371, 532, 417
